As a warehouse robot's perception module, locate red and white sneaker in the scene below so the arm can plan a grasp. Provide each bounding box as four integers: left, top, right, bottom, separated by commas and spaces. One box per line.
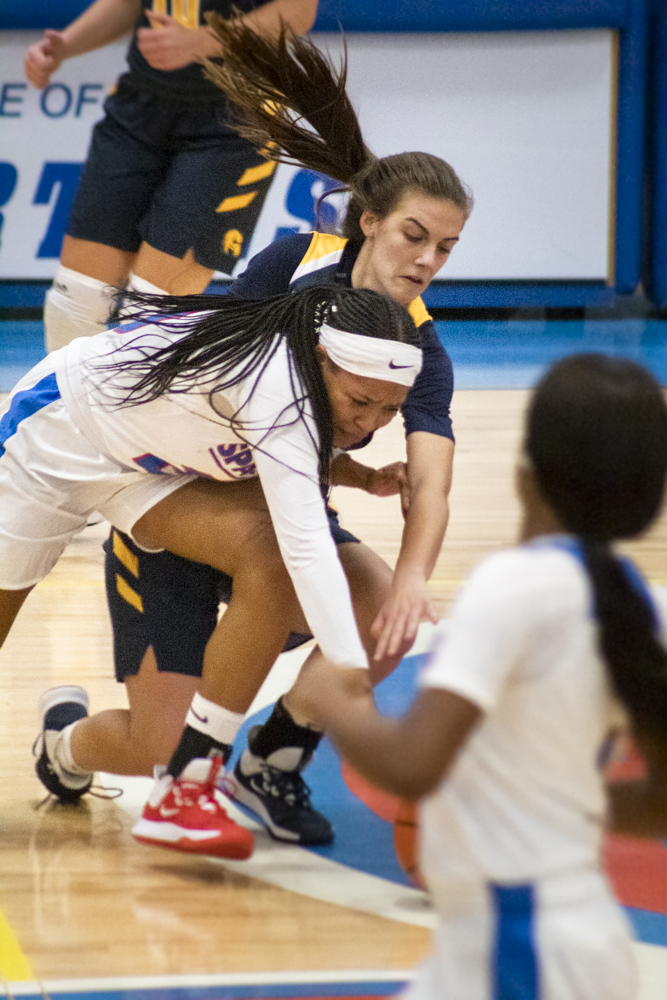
132, 756, 254, 859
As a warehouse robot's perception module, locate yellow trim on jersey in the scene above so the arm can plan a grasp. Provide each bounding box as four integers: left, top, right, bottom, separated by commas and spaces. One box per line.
216, 192, 258, 213
408, 296, 432, 327
116, 574, 144, 613
294, 233, 433, 327
237, 160, 277, 186
112, 529, 139, 578
172, 0, 199, 30
152, 0, 199, 29
301, 231, 347, 268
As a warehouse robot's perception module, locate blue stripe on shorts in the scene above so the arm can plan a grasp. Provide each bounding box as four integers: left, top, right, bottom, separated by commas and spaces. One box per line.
0, 372, 61, 458
490, 882, 539, 999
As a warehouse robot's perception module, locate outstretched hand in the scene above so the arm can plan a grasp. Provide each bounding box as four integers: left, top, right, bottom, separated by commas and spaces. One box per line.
138, 12, 211, 70
371, 574, 438, 662
25, 30, 67, 89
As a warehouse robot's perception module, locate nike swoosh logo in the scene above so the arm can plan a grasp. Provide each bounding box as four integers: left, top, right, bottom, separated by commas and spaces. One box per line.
389, 361, 412, 369
159, 806, 180, 817
190, 708, 208, 724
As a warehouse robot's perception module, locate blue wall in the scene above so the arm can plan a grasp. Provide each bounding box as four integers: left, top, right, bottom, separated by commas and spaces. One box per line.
0, 0, 634, 32
1, 0, 651, 307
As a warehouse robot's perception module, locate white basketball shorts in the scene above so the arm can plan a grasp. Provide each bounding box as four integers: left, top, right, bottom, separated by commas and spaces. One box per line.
0, 355, 195, 589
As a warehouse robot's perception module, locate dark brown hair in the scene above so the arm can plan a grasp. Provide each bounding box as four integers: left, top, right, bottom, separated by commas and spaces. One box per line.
203, 19, 473, 240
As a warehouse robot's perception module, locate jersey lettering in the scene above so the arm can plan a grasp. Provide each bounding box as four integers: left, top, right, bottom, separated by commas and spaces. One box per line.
208, 443, 257, 478
149, 0, 200, 29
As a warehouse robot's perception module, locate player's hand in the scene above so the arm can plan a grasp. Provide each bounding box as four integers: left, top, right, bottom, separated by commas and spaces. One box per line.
24, 31, 67, 89
364, 462, 410, 507
371, 574, 437, 662
138, 12, 202, 70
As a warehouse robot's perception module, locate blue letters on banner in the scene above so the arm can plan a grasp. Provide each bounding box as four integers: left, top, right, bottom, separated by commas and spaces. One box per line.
75, 83, 103, 116
274, 169, 339, 242
0, 162, 18, 246
40, 83, 72, 117
0, 83, 27, 117
33, 162, 83, 257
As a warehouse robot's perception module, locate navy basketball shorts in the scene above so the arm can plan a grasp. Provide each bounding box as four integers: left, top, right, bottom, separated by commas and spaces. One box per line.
67, 74, 276, 274
105, 508, 360, 682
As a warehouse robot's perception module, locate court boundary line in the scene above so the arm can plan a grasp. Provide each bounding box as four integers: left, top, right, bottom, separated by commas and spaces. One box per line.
4, 970, 415, 995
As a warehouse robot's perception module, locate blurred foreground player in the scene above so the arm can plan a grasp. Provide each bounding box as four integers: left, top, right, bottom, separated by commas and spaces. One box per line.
296, 353, 667, 1000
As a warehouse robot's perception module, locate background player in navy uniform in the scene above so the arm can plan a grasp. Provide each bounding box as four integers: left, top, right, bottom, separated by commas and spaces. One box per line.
296, 353, 667, 1000
33, 25, 472, 847
24, 0, 318, 351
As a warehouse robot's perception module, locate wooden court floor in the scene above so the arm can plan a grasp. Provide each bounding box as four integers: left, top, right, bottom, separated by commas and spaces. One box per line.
1, 388, 667, 984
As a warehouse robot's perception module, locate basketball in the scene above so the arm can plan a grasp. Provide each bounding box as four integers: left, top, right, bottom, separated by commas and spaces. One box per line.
393, 799, 426, 890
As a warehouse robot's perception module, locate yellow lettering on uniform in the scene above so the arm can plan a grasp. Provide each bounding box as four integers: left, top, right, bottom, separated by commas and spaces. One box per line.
152, 0, 167, 15
171, 0, 199, 29
237, 161, 277, 186
216, 191, 257, 213
112, 529, 139, 577
116, 574, 144, 613
223, 230, 244, 257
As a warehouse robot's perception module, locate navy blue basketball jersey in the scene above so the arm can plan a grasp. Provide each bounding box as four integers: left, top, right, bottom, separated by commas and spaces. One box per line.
126, 0, 272, 102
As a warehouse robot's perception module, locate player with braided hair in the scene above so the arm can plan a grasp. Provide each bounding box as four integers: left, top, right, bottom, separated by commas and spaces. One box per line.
0, 285, 419, 856
33, 23, 471, 848
296, 353, 667, 999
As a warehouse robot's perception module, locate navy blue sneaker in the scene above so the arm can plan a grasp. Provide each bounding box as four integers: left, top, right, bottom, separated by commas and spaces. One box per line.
228, 726, 333, 845
34, 686, 93, 803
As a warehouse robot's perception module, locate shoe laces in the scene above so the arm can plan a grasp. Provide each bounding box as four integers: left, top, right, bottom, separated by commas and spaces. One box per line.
256, 763, 312, 808
32, 734, 122, 802
174, 756, 224, 813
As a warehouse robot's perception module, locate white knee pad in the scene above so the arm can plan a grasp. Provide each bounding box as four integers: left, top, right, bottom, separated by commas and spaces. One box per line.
119, 273, 170, 321
126, 273, 169, 296
44, 266, 115, 352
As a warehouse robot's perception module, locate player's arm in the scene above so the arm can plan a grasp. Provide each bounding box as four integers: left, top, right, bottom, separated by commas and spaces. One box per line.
372, 431, 454, 661
296, 665, 481, 799
606, 730, 667, 838
25, 0, 141, 88
139, 0, 318, 71
331, 452, 409, 499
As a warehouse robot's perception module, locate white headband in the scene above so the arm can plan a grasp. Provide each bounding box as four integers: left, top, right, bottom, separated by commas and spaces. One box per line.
318, 322, 422, 387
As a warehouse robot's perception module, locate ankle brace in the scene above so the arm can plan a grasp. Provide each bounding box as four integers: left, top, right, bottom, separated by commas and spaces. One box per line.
249, 698, 323, 763
167, 725, 232, 778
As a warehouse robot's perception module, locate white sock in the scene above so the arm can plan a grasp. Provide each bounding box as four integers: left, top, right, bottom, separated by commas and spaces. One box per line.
44, 265, 114, 351
185, 693, 244, 746
126, 273, 169, 295
51, 721, 92, 777
120, 273, 169, 321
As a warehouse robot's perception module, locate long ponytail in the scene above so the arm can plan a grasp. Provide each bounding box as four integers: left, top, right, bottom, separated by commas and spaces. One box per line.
526, 354, 667, 739
203, 19, 472, 240
581, 543, 667, 738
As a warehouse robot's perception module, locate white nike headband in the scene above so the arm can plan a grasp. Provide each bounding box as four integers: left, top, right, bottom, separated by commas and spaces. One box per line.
318, 322, 422, 387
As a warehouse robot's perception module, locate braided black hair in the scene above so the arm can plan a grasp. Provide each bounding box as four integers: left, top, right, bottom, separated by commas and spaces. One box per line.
526, 353, 667, 738
97, 285, 419, 493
